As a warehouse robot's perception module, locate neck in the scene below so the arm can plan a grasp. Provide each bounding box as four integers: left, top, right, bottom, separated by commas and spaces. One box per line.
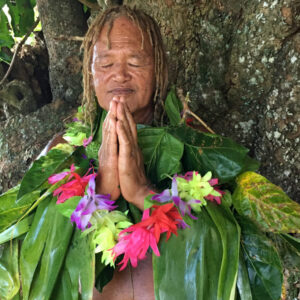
133, 106, 154, 125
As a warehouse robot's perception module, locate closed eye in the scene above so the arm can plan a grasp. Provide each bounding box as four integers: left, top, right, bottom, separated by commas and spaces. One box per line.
128, 63, 141, 67
101, 64, 113, 68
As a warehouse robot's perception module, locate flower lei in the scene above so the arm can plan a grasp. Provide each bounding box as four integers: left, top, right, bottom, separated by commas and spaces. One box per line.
49, 164, 224, 270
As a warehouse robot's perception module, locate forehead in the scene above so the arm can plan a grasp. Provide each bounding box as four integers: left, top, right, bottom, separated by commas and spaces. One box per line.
93, 16, 153, 57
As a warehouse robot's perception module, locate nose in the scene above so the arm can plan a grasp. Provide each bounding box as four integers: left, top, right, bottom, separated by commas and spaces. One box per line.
113, 62, 131, 83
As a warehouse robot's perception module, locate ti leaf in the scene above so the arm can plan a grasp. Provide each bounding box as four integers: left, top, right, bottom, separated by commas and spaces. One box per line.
0, 214, 34, 244
52, 229, 95, 300
138, 127, 184, 183
232, 172, 300, 233
0, 240, 20, 300
17, 148, 74, 199
239, 218, 282, 300
28, 203, 74, 300
20, 196, 54, 300
168, 126, 259, 184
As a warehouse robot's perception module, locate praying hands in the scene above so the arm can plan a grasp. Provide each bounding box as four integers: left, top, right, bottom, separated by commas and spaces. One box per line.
96, 96, 150, 210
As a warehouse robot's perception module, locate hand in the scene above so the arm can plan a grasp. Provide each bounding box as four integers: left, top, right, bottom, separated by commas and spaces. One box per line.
116, 99, 150, 210
96, 99, 120, 200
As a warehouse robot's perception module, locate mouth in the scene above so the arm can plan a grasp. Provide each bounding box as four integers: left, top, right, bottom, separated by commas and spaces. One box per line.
109, 88, 135, 95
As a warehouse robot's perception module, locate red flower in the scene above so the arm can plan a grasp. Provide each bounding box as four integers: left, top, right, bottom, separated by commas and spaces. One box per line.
112, 203, 182, 270
53, 172, 94, 204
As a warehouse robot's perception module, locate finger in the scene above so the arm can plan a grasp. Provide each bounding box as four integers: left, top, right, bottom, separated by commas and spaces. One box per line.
116, 102, 134, 144
122, 101, 137, 141
116, 119, 132, 160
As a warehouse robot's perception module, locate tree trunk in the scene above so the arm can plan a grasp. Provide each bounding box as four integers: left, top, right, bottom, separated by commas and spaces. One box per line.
124, 0, 300, 201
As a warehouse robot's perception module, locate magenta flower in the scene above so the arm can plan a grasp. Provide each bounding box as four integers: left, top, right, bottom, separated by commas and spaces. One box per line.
48, 164, 75, 184
152, 177, 200, 220
71, 174, 117, 230
205, 178, 225, 205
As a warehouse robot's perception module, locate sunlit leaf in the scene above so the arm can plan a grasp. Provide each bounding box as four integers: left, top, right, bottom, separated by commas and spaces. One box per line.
29, 202, 74, 299
20, 196, 54, 300
0, 10, 14, 48
232, 172, 300, 233
0, 240, 20, 300
0, 214, 34, 244
17, 148, 73, 199
52, 229, 94, 300
55, 196, 81, 218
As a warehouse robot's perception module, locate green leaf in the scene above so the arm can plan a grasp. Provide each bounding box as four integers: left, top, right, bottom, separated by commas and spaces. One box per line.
28, 203, 74, 300
206, 202, 240, 299
55, 196, 81, 218
236, 251, 253, 300
232, 172, 300, 233
138, 127, 184, 183
280, 233, 300, 252
20, 196, 54, 300
239, 218, 282, 300
0, 10, 14, 48
17, 148, 73, 199
52, 229, 95, 300
168, 126, 259, 183
0, 240, 20, 300
0, 190, 40, 232
165, 87, 183, 125
153, 205, 239, 300
0, 214, 34, 244
7, 0, 35, 37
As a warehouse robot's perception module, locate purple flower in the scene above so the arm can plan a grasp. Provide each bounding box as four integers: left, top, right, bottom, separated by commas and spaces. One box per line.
71, 174, 117, 230
152, 178, 200, 220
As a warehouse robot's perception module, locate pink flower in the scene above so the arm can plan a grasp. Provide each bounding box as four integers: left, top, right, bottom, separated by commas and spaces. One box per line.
48, 164, 75, 184
205, 178, 225, 205
83, 135, 93, 147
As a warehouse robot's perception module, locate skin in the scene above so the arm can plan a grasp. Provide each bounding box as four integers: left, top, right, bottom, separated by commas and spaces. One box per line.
93, 17, 156, 209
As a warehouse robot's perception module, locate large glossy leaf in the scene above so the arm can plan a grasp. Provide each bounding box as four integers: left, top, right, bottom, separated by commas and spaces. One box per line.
138, 127, 184, 182
164, 87, 183, 125
20, 196, 54, 300
153, 205, 239, 300
52, 229, 95, 300
29, 205, 74, 300
17, 148, 73, 199
205, 202, 240, 300
232, 172, 300, 233
0, 214, 34, 244
236, 251, 253, 300
168, 126, 259, 183
0, 240, 20, 300
239, 218, 282, 300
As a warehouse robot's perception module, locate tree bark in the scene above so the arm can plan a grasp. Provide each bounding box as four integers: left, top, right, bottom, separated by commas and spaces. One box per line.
124, 0, 300, 201
36, 0, 88, 103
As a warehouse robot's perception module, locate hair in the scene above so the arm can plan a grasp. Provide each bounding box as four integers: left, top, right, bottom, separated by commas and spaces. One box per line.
82, 5, 168, 126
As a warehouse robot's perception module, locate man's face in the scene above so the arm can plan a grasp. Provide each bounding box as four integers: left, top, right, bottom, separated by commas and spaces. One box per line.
92, 16, 155, 123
